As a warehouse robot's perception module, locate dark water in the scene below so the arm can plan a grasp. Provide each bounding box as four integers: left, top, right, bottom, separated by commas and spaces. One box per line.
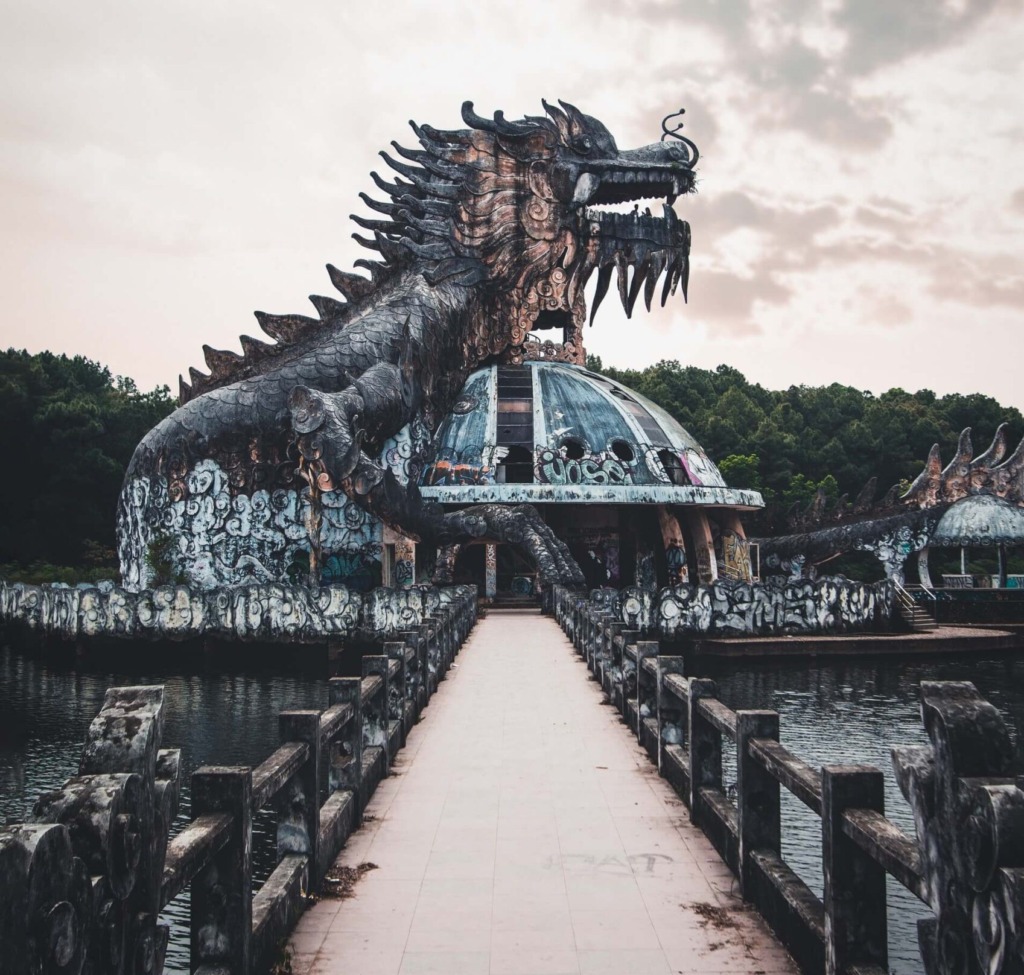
702, 651, 1024, 975
2, 644, 1022, 974
0, 646, 329, 974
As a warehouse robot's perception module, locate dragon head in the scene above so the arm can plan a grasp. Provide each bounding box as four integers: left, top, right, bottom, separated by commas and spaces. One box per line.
358, 99, 698, 363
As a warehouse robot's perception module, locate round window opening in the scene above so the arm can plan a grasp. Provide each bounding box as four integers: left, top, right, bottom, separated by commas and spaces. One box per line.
610, 439, 635, 463
561, 437, 586, 461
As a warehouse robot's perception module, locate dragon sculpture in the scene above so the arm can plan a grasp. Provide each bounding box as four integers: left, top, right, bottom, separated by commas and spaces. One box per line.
755, 424, 1024, 584
118, 101, 699, 591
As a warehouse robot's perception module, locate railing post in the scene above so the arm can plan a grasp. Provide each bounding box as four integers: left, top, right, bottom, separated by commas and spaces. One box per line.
687, 678, 721, 824
362, 655, 391, 766
635, 641, 659, 742
655, 656, 686, 774
736, 710, 781, 898
616, 629, 641, 715
402, 628, 428, 705
328, 677, 363, 819
190, 766, 252, 975
278, 710, 322, 887
822, 765, 887, 975
384, 641, 409, 744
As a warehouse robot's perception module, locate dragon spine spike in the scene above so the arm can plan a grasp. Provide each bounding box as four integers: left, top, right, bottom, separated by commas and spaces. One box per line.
971, 422, 1009, 469
188, 366, 208, 386
326, 265, 373, 301
178, 376, 192, 403
358, 192, 400, 217
255, 311, 319, 343
203, 345, 243, 377
350, 213, 401, 234
369, 170, 414, 198
993, 433, 1024, 477
853, 476, 877, 512
309, 295, 347, 321
902, 442, 943, 504
939, 427, 973, 480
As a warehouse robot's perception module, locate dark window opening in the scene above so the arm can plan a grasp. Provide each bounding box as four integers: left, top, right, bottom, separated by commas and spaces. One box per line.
659, 449, 690, 486
532, 309, 574, 330
498, 445, 534, 484
610, 439, 635, 463
561, 438, 586, 461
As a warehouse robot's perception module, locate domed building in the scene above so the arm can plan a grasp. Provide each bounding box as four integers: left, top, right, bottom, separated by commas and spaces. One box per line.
402, 359, 764, 599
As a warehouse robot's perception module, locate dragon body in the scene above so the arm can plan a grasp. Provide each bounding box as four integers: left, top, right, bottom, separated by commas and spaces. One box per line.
119, 101, 698, 591
755, 424, 1024, 584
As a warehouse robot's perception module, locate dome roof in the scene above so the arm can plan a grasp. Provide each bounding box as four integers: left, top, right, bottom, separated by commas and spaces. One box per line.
419, 362, 763, 508
932, 494, 1024, 546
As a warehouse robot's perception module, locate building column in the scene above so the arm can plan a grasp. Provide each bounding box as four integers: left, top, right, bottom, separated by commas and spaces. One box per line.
395, 536, 416, 588
917, 546, 934, 589
485, 543, 497, 599
716, 511, 753, 582
656, 506, 688, 586
683, 510, 718, 585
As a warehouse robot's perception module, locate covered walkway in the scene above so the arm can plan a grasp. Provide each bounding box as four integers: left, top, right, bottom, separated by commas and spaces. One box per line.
288, 609, 797, 975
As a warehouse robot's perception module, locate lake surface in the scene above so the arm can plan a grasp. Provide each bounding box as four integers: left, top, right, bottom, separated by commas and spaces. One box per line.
2, 641, 1022, 974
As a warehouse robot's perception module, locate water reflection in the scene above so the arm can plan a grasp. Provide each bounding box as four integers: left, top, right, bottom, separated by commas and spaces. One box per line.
0, 647, 328, 974
2, 643, 1022, 974
701, 650, 1024, 975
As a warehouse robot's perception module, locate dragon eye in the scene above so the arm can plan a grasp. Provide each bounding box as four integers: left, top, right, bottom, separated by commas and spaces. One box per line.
573, 136, 593, 153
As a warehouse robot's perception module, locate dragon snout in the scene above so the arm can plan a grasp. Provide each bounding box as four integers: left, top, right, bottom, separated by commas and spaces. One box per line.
288, 385, 326, 434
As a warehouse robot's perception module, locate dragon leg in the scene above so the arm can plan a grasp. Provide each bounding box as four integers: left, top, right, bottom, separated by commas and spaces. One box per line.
288, 379, 585, 588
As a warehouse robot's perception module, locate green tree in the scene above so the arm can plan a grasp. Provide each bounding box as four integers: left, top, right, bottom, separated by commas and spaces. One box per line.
0, 349, 175, 569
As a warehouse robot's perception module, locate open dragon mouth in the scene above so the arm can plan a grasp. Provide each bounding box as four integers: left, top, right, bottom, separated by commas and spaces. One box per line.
571, 167, 693, 321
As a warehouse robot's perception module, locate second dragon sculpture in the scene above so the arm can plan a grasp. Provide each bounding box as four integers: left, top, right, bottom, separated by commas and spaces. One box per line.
119, 100, 698, 590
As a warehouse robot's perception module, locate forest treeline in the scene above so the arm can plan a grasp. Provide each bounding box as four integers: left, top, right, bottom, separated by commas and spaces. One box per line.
588, 356, 1024, 532
1, 347, 1021, 575
0, 349, 174, 578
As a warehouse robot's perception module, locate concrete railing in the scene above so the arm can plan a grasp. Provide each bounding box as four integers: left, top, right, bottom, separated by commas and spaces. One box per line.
0, 590, 476, 975
553, 584, 1024, 975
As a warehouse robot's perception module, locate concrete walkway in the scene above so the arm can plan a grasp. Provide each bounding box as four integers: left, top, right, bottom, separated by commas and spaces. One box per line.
288, 610, 797, 975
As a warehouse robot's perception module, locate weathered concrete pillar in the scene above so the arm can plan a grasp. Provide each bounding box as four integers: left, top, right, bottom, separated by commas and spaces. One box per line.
278, 711, 322, 887
190, 766, 252, 975
362, 656, 391, 767
917, 546, 933, 589
395, 536, 416, 587
736, 710, 781, 897
686, 678, 721, 821
485, 543, 497, 599
655, 656, 686, 774
656, 506, 689, 586
327, 678, 363, 817
384, 642, 409, 744
822, 765, 887, 975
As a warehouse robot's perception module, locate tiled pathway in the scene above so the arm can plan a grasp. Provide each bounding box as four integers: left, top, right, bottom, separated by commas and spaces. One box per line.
288, 610, 797, 975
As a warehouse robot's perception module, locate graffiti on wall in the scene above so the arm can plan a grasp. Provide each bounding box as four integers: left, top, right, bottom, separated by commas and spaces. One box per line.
719, 528, 752, 581
118, 459, 382, 593
536, 446, 635, 487
656, 577, 893, 638
0, 579, 363, 642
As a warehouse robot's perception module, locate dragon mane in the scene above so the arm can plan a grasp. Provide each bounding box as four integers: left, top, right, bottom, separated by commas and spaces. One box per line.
181, 100, 631, 404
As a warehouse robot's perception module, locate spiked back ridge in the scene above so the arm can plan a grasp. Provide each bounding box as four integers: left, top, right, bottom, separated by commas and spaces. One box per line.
785, 424, 1024, 531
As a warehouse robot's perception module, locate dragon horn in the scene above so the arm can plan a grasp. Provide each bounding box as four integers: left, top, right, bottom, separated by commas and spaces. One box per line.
541, 99, 571, 140
558, 100, 589, 135
461, 101, 533, 137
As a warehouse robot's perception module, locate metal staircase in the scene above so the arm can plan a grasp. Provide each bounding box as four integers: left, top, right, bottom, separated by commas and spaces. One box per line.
895, 581, 939, 632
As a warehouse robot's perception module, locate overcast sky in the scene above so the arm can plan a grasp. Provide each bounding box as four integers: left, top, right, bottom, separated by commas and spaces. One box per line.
2, 0, 1022, 409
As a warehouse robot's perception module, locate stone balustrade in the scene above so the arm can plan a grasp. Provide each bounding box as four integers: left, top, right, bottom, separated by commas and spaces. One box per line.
553, 584, 1024, 975
0, 589, 476, 975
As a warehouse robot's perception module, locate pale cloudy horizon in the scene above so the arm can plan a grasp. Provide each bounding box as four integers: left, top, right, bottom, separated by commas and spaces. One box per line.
1, 0, 1022, 408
